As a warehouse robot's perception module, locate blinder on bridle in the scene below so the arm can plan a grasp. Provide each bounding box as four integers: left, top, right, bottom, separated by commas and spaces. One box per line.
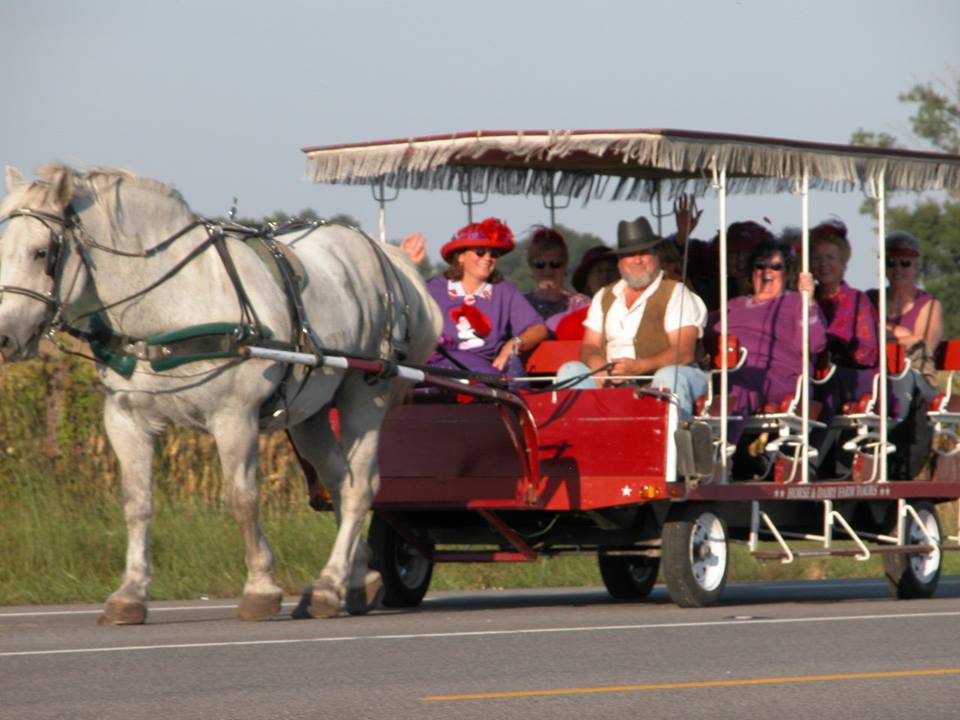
0, 204, 78, 357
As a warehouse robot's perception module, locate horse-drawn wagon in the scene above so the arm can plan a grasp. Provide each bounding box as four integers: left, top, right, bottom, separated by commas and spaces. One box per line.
302, 129, 960, 608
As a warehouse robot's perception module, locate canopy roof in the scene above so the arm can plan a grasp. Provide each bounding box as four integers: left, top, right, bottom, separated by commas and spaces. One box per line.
302, 128, 960, 202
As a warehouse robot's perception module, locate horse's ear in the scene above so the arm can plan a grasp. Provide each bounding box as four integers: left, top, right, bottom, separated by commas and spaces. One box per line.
37, 164, 75, 210
4, 165, 27, 193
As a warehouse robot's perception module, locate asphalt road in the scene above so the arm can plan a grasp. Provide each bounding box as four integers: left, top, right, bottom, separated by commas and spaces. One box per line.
2, 577, 959, 720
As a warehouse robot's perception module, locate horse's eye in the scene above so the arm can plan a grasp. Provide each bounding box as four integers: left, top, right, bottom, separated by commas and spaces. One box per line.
34, 249, 47, 260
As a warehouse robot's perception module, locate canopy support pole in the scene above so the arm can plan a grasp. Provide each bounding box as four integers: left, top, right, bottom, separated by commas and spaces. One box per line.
371, 178, 399, 243
714, 159, 729, 483
800, 168, 811, 484
876, 172, 888, 483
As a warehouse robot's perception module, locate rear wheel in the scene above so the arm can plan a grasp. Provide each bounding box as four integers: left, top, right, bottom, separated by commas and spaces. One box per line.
662, 506, 728, 607
598, 554, 660, 600
368, 513, 434, 608
884, 501, 942, 599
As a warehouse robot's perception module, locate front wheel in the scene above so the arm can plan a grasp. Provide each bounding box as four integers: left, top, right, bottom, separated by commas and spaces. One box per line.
662, 506, 728, 607
884, 501, 942, 599
598, 553, 660, 600
368, 513, 434, 608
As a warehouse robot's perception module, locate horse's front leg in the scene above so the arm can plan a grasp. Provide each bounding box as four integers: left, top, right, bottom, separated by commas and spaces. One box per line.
212, 412, 284, 621
98, 397, 157, 626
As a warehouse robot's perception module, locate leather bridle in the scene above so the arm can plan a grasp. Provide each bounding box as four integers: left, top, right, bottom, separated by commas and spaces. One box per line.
0, 206, 76, 353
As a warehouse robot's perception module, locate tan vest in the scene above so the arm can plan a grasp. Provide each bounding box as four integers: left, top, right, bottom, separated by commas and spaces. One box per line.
600, 278, 676, 359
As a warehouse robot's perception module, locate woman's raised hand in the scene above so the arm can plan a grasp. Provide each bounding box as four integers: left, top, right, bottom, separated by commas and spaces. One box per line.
673, 194, 702, 245
400, 233, 427, 264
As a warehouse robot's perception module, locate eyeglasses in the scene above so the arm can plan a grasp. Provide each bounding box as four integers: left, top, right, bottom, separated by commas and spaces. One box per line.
753, 262, 784, 272
886, 259, 914, 268
470, 248, 503, 259
531, 259, 565, 270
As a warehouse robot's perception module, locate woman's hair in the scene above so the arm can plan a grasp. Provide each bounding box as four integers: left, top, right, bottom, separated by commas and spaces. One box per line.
811, 232, 851, 265
442, 250, 503, 284
525, 226, 568, 265
748, 240, 797, 284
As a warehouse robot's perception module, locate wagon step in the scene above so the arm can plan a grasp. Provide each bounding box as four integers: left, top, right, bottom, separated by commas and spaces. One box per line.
750, 544, 938, 560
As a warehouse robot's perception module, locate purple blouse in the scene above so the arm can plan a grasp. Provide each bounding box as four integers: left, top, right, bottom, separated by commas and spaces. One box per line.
714, 292, 828, 424
525, 291, 591, 334
816, 282, 879, 369
427, 276, 543, 377
867, 288, 934, 337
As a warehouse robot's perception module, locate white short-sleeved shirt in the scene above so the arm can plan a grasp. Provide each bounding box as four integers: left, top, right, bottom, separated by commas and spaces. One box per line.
583, 273, 708, 360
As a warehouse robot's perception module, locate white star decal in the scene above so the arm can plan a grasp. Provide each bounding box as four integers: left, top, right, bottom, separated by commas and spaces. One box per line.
621, 485, 633, 497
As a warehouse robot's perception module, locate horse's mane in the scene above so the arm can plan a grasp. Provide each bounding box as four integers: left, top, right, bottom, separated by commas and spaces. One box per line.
1, 164, 191, 219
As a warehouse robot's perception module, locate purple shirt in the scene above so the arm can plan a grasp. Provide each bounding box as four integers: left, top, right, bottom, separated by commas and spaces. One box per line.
817, 282, 879, 369
714, 292, 827, 427
525, 291, 591, 334
428, 276, 543, 377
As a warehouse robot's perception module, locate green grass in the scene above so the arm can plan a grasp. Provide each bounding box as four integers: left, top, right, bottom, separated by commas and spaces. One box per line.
2, 466, 957, 606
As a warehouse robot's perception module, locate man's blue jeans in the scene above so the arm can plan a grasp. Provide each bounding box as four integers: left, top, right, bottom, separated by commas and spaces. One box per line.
556, 361, 708, 419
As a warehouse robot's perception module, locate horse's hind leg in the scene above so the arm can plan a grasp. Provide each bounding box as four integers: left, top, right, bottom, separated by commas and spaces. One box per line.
212, 412, 284, 621
99, 398, 156, 626
288, 382, 387, 618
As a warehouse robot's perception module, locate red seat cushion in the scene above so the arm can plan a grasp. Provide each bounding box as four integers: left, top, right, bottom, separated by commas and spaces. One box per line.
554, 307, 588, 341
935, 339, 960, 371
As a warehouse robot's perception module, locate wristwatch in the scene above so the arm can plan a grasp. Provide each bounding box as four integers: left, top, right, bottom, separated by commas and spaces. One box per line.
512, 336, 524, 354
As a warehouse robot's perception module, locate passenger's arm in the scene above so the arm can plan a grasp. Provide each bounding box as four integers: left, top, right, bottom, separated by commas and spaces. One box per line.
609, 325, 699, 376
491, 323, 548, 371
921, 298, 943, 356
579, 327, 609, 373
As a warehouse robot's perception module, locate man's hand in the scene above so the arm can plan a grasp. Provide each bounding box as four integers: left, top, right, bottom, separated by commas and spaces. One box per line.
609, 357, 648, 377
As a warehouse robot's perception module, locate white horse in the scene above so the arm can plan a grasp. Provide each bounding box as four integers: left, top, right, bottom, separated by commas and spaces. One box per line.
0, 164, 441, 623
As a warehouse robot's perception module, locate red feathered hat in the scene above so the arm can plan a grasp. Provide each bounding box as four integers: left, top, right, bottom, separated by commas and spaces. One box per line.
440, 217, 515, 262
727, 220, 774, 251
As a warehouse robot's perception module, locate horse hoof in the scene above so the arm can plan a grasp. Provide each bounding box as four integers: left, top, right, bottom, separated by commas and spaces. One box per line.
346, 570, 384, 615
97, 598, 147, 626
236, 592, 283, 621
306, 578, 341, 619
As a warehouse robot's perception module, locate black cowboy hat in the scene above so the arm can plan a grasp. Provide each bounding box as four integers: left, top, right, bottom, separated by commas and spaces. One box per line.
614, 216, 663, 255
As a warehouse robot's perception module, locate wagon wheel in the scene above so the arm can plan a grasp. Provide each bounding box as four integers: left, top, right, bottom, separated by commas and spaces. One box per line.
884, 501, 942, 599
597, 553, 660, 600
662, 505, 728, 607
368, 513, 434, 608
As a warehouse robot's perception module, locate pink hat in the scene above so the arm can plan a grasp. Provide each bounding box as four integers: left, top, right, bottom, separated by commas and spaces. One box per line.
440, 218, 515, 262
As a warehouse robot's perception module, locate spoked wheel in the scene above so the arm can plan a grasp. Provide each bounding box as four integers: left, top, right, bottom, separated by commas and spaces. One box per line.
662, 505, 728, 607
368, 513, 434, 608
884, 501, 942, 599
597, 553, 660, 600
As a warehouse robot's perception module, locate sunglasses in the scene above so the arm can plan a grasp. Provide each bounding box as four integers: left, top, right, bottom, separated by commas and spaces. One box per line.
531, 259, 565, 270
753, 262, 784, 272
470, 248, 503, 259
886, 259, 914, 268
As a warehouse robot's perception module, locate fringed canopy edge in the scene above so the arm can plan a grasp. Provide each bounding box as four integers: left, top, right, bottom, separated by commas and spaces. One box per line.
302, 129, 960, 200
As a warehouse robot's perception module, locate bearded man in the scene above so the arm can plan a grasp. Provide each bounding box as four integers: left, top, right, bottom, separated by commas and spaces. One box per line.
557, 216, 708, 417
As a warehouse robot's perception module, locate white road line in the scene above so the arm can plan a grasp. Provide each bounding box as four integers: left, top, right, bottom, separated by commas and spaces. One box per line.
0, 602, 299, 618
2, 610, 960, 658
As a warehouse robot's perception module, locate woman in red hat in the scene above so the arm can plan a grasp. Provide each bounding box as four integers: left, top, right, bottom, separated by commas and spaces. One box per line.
868, 231, 943, 426
403, 218, 547, 378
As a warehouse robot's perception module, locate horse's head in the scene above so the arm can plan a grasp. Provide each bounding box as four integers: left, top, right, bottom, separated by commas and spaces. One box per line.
0, 165, 89, 361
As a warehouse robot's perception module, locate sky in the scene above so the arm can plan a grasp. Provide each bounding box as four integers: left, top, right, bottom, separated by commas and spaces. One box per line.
2, 0, 958, 289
